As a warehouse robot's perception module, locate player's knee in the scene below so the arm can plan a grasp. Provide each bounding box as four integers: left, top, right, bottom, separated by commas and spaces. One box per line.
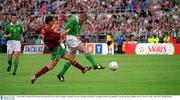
47, 62, 57, 70
70, 59, 75, 63
69, 60, 76, 65
78, 47, 86, 53
69, 58, 76, 63
66, 53, 75, 61
47, 65, 55, 70
71, 54, 76, 59
83, 49, 88, 53
14, 54, 19, 60
8, 55, 13, 59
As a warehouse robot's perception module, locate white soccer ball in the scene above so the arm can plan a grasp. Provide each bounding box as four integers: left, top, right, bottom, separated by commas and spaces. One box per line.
109, 61, 118, 71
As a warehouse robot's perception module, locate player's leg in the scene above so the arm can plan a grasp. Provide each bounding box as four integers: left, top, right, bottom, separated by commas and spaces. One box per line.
31, 60, 58, 84
31, 46, 61, 84
7, 54, 13, 72
56, 46, 91, 81
12, 41, 21, 75
65, 35, 94, 70
58, 35, 82, 79
76, 42, 105, 69
66, 35, 102, 69
107, 41, 112, 54
63, 52, 92, 73
107, 41, 110, 54
6, 40, 13, 72
57, 49, 76, 81
13, 51, 20, 75
56, 45, 88, 72
108, 41, 113, 54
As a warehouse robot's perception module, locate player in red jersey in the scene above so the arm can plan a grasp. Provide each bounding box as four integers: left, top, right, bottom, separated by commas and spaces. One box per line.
31, 16, 91, 84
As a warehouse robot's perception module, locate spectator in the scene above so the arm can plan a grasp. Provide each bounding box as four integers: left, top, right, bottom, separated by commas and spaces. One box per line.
153, 34, 159, 43
163, 33, 170, 43
34, 35, 44, 44
0, 0, 179, 44
116, 33, 124, 54
106, 31, 113, 54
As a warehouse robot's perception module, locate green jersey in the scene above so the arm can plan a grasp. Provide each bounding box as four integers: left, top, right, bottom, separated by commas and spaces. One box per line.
4, 23, 23, 40
64, 16, 83, 36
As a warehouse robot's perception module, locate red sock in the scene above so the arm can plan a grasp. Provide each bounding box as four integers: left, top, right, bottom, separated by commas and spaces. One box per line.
35, 66, 49, 78
71, 61, 85, 71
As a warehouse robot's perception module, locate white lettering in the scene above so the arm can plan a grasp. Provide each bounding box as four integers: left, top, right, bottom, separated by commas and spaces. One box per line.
23, 45, 45, 54
97, 46, 101, 52
135, 43, 174, 55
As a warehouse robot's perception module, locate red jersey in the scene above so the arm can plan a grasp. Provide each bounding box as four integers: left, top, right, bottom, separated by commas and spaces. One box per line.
35, 25, 61, 50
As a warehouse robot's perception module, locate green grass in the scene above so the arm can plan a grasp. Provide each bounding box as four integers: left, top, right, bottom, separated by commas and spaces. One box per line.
0, 54, 180, 95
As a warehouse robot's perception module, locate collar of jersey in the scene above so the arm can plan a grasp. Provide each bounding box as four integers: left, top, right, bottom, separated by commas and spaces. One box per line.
10, 22, 18, 26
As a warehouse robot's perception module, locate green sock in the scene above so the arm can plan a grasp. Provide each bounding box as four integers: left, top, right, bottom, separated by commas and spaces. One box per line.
85, 52, 97, 67
13, 60, 19, 74
8, 60, 12, 66
58, 62, 71, 76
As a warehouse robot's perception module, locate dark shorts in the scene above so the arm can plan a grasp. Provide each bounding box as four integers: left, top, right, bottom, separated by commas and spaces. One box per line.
51, 46, 67, 61
107, 41, 112, 46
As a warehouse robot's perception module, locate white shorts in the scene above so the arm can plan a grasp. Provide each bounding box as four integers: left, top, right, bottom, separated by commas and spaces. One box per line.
66, 35, 81, 48
6, 40, 21, 54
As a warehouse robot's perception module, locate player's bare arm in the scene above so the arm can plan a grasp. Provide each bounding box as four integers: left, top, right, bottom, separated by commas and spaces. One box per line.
62, 29, 71, 35
3, 33, 12, 38
85, 20, 95, 32
21, 34, 24, 43
59, 29, 71, 43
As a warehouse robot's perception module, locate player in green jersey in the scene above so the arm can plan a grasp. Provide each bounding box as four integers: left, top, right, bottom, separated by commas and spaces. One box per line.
57, 12, 105, 82
3, 14, 24, 75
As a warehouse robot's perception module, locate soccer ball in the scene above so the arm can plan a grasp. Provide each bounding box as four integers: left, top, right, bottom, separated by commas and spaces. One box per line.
109, 61, 118, 71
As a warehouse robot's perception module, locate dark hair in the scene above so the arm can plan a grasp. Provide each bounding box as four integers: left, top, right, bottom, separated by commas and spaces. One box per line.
45, 16, 54, 24
11, 13, 17, 17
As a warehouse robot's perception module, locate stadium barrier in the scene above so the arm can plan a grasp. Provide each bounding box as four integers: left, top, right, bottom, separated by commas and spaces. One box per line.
23, 44, 45, 54
125, 43, 180, 55
22, 43, 114, 55
82, 43, 114, 55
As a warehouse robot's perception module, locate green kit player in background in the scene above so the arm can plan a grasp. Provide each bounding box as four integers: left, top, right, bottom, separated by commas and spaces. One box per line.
57, 12, 105, 82
3, 14, 24, 75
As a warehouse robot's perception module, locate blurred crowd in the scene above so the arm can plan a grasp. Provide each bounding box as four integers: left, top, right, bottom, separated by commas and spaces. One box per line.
0, 0, 180, 45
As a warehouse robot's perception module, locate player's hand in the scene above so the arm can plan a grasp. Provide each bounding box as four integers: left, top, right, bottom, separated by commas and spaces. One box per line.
3, 35, 8, 37
60, 31, 66, 37
77, 36, 81, 40
21, 39, 24, 43
86, 20, 95, 32
21, 38, 24, 43
64, 29, 71, 34
20, 34, 24, 43
3, 33, 12, 38
59, 31, 66, 43
59, 38, 66, 44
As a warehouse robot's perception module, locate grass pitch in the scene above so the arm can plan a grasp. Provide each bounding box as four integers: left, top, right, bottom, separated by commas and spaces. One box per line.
0, 54, 180, 95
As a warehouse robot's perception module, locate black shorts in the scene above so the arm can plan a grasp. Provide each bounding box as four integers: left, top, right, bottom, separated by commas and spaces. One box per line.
107, 41, 112, 46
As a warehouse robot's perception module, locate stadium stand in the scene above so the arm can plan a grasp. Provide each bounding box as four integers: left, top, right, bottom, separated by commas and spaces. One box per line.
0, 0, 179, 45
